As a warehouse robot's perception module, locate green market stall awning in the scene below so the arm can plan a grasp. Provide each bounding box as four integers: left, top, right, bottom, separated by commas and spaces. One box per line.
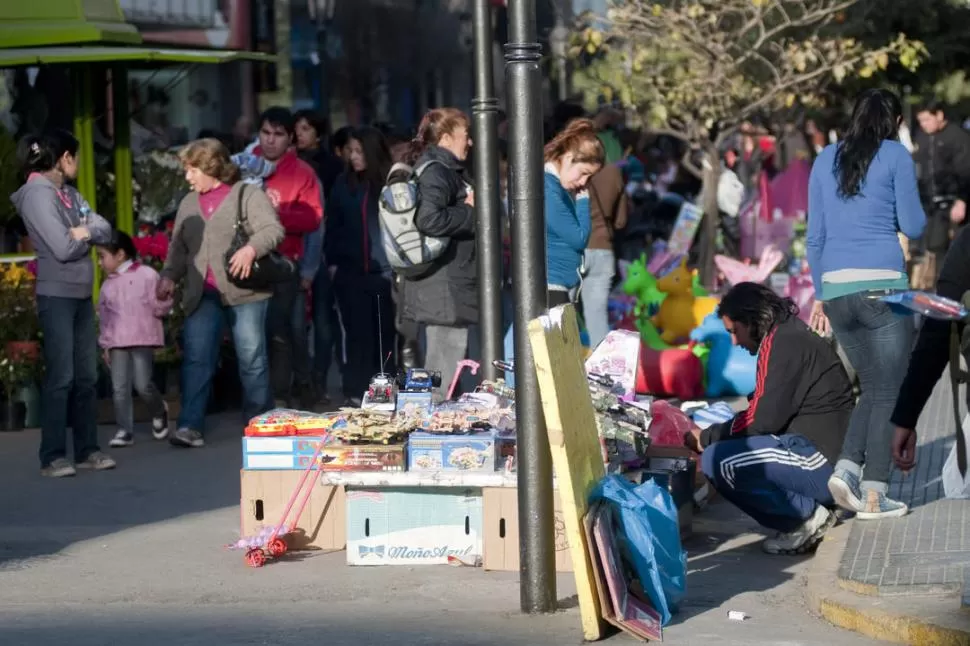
0, 46, 277, 67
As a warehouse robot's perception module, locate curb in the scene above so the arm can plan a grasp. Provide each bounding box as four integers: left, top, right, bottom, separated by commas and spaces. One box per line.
803, 522, 970, 646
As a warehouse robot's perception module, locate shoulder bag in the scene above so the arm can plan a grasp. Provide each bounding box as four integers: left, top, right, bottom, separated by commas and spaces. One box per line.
224, 184, 295, 290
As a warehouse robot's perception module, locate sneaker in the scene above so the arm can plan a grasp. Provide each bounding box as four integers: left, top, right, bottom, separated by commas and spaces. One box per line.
856, 489, 908, 520
761, 505, 836, 555
170, 427, 205, 448
40, 458, 76, 478
76, 451, 117, 471
152, 402, 170, 440
828, 469, 863, 512
109, 430, 135, 448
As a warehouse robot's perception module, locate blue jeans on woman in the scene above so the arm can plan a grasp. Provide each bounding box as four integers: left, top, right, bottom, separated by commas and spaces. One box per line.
37, 295, 101, 467
823, 291, 914, 490
179, 292, 271, 433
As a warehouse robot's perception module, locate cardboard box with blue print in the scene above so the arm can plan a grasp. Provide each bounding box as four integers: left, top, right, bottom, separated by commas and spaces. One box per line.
346, 487, 483, 566
407, 431, 516, 473
242, 436, 406, 472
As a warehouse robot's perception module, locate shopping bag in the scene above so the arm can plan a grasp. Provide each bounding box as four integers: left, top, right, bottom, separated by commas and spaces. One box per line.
590, 474, 688, 626
943, 415, 970, 499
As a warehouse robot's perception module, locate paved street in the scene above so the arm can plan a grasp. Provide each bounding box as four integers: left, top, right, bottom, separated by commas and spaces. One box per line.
0, 415, 887, 645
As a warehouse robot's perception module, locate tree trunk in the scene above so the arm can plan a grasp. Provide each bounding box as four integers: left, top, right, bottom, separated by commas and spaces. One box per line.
698, 147, 721, 288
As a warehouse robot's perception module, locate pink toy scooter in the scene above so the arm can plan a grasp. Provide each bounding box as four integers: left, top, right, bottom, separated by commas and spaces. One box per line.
446, 360, 481, 400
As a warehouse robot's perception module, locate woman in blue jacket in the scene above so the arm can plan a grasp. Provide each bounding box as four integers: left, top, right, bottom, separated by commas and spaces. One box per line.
543, 118, 605, 306
806, 89, 926, 520
501, 119, 604, 384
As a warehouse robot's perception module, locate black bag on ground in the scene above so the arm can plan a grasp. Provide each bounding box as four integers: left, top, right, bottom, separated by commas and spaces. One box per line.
224, 184, 295, 290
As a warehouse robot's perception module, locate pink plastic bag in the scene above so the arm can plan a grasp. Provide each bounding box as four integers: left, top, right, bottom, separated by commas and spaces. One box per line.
650, 400, 694, 447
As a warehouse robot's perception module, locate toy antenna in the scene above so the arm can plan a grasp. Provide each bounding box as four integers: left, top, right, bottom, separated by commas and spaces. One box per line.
377, 294, 386, 376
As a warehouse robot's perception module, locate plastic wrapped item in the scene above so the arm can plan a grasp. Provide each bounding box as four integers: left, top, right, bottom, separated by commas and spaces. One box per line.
880, 290, 967, 320
244, 408, 342, 437
649, 399, 695, 447
590, 475, 688, 626
416, 401, 516, 434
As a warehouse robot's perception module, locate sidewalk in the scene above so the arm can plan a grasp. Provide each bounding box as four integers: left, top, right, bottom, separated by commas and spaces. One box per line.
804, 377, 970, 645
0, 413, 885, 645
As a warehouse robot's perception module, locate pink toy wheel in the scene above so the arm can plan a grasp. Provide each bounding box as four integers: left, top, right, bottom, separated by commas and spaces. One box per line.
268, 538, 287, 557
245, 548, 266, 568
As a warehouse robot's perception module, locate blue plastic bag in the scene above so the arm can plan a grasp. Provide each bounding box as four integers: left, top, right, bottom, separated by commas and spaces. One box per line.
590, 474, 687, 626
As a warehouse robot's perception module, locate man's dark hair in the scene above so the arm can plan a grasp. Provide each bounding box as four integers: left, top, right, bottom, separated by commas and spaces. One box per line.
330, 125, 354, 153
717, 282, 799, 346
917, 99, 946, 116
258, 106, 295, 135
294, 109, 330, 140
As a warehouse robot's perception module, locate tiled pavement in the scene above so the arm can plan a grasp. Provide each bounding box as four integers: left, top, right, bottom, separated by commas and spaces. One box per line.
838, 372, 970, 597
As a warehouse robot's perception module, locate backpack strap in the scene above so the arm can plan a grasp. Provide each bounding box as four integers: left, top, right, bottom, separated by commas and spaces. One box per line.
414, 159, 442, 177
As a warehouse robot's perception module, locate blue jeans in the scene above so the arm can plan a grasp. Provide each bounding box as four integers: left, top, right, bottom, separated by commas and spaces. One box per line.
702, 434, 834, 533
36, 295, 100, 467
824, 291, 914, 487
312, 266, 337, 387
179, 292, 271, 433
581, 249, 615, 349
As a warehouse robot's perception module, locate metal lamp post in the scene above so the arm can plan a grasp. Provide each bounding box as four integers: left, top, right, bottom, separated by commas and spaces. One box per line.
505, 0, 557, 615
472, 0, 504, 383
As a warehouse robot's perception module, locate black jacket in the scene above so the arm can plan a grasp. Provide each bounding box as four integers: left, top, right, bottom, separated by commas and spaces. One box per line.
324, 172, 389, 276
299, 148, 345, 201
892, 226, 970, 430
700, 317, 855, 464
400, 145, 478, 326
913, 122, 970, 203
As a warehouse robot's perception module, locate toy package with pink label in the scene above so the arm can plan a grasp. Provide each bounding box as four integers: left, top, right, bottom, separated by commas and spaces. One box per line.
585, 330, 641, 402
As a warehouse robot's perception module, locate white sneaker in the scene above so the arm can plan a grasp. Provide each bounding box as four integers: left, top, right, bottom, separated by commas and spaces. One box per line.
109, 430, 134, 447
152, 401, 170, 440
762, 505, 836, 555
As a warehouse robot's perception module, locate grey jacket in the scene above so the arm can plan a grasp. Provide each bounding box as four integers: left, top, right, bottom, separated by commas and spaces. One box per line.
163, 182, 285, 314
11, 176, 111, 299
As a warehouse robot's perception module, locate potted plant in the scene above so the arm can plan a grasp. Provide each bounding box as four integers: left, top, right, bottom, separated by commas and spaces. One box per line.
0, 262, 40, 361
0, 351, 41, 431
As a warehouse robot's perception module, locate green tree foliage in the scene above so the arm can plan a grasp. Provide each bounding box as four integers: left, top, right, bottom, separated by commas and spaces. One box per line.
570, 0, 926, 283
572, 0, 925, 149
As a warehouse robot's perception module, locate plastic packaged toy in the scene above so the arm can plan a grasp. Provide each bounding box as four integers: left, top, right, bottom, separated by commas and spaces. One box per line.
244, 409, 342, 437
880, 291, 967, 320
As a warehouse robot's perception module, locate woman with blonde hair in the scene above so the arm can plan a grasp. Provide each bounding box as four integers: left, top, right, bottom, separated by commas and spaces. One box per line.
399, 107, 476, 401
543, 118, 605, 306
157, 138, 284, 448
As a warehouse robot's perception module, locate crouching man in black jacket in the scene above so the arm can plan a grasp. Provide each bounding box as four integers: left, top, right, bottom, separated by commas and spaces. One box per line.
685, 283, 856, 555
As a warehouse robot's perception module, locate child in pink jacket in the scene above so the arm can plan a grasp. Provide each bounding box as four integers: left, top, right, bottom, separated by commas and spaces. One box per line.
97, 231, 172, 447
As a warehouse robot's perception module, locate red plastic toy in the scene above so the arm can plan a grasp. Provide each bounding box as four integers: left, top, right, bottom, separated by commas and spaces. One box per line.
244, 432, 334, 568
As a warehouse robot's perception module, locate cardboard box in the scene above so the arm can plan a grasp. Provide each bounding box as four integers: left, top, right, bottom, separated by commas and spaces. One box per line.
239, 469, 346, 551
482, 487, 572, 572
346, 487, 483, 565
408, 431, 514, 473
243, 436, 406, 472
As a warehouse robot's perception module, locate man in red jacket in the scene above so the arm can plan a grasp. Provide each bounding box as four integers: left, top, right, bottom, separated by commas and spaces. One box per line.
254, 107, 324, 407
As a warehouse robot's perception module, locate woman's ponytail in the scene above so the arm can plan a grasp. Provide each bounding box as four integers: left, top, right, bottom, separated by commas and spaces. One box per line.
543, 118, 604, 166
